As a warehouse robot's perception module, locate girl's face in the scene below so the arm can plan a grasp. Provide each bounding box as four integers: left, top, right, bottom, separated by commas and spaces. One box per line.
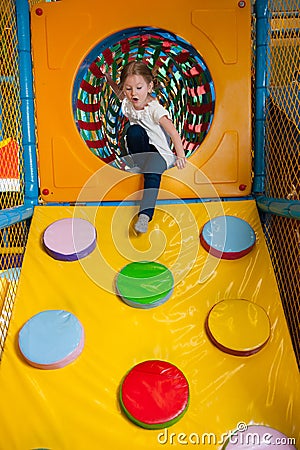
122, 74, 153, 110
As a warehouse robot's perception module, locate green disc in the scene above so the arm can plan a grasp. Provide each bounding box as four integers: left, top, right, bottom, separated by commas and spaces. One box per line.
116, 261, 174, 308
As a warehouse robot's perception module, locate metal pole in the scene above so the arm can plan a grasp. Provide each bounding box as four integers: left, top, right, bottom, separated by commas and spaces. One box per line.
16, 0, 38, 206
253, 0, 270, 194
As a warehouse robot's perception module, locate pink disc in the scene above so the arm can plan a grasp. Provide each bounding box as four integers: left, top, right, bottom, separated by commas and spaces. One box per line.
43, 218, 96, 261
223, 424, 296, 449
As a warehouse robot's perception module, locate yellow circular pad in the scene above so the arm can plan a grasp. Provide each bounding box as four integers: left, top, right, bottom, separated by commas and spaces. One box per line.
206, 299, 271, 356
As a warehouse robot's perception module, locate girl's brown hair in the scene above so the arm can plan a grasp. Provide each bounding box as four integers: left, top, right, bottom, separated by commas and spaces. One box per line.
119, 61, 159, 90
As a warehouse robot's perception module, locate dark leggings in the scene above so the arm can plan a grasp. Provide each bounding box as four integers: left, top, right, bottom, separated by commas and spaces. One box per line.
126, 124, 167, 220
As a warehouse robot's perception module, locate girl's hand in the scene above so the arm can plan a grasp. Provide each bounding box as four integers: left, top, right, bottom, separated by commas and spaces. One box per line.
158, 116, 187, 169
100, 67, 124, 100
176, 156, 187, 170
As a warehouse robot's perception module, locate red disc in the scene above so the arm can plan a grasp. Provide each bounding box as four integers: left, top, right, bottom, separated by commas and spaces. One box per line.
120, 360, 189, 429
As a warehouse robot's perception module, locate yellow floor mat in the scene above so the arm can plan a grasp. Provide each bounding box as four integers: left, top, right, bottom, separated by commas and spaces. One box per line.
0, 200, 298, 450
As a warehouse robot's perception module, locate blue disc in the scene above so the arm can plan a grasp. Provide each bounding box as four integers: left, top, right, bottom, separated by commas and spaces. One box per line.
18, 310, 84, 369
200, 216, 256, 259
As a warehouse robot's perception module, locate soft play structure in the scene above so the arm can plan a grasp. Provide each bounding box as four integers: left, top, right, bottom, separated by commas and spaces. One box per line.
0, 0, 299, 449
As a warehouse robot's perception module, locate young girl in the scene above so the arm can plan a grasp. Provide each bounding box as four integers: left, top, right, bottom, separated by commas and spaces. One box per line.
104, 61, 186, 233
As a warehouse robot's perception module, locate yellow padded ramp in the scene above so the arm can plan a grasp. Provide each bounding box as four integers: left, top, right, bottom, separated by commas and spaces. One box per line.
0, 201, 299, 449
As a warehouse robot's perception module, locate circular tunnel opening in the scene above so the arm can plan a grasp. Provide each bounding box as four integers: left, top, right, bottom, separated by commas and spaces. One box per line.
73, 27, 215, 171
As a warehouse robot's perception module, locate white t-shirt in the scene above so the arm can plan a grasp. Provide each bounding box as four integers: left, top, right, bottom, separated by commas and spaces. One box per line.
121, 97, 176, 168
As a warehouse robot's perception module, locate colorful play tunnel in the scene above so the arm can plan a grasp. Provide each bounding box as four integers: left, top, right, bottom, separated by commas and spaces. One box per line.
31, 0, 252, 202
